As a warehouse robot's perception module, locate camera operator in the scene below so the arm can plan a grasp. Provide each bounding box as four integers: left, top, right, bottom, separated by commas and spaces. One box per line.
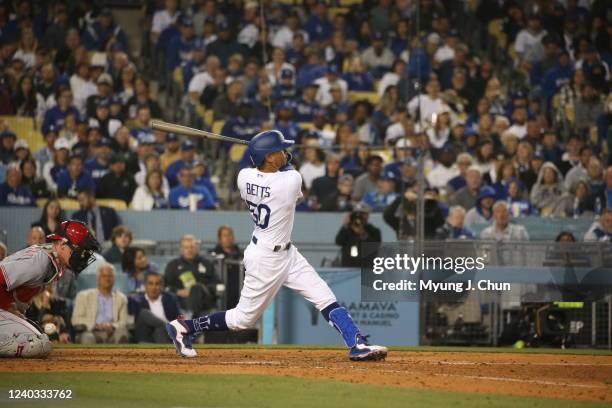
335, 204, 381, 267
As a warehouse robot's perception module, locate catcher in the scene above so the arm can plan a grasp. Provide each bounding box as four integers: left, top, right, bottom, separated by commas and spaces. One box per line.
0, 220, 99, 358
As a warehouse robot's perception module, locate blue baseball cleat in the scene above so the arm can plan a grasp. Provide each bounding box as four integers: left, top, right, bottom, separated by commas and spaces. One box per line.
166, 320, 197, 358
348, 335, 388, 361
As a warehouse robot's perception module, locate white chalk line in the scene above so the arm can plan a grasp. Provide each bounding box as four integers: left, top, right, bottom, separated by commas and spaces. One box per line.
435, 373, 608, 389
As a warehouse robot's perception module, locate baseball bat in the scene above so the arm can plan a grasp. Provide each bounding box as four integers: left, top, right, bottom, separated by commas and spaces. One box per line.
149, 120, 249, 145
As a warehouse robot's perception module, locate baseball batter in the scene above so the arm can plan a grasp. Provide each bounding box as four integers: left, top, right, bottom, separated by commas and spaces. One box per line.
167, 130, 387, 361
0, 220, 99, 358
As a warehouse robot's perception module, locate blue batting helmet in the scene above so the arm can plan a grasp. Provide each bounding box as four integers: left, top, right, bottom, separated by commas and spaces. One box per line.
248, 130, 294, 166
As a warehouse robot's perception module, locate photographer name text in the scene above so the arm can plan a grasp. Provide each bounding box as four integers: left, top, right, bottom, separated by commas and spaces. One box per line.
372, 279, 511, 293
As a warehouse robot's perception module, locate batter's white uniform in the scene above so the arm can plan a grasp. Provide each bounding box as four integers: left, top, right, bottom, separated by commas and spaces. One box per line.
224, 168, 336, 330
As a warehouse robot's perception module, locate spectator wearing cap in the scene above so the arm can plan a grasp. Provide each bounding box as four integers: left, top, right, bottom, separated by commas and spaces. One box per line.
541, 50, 573, 103
464, 186, 496, 227
169, 167, 215, 210
384, 107, 415, 145
150, 0, 180, 44
221, 99, 261, 145
0, 166, 34, 207
96, 153, 137, 204
575, 45, 610, 91
435, 206, 475, 240
160, 133, 181, 171
274, 68, 298, 100
342, 57, 375, 92
274, 100, 300, 142
206, 20, 247, 66
407, 78, 444, 126
360, 32, 394, 79
89, 98, 122, 139
272, 12, 309, 50
362, 173, 398, 212
42, 138, 71, 193
0, 130, 17, 165
584, 209, 612, 242
449, 166, 481, 210
85, 138, 113, 182
335, 203, 381, 267
42, 88, 79, 135
56, 155, 96, 199
166, 140, 198, 188
314, 65, 348, 107
480, 201, 530, 241
326, 83, 350, 125
83, 8, 128, 52
33, 124, 59, 171
305, 2, 333, 43
212, 80, 243, 121
166, 15, 198, 73
427, 147, 459, 191
294, 83, 320, 123
352, 155, 383, 201
237, 1, 259, 49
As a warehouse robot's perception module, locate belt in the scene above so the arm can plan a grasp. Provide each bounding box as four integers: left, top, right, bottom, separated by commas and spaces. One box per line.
252, 236, 292, 252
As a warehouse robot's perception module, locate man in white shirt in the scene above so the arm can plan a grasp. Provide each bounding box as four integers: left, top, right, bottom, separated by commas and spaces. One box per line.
151, 0, 180, 44
384, 106, 415, 145
133, 271, 181, 343
272, 12, 309, 50
187, 55, 220, 103
70, 63, 98, 115
427, 146, 459, 192
514, 14, 547, 64
407, 77, 444, 126
434, 29, 460, 64
314, 65, 348, 106
360, 32, 394, 75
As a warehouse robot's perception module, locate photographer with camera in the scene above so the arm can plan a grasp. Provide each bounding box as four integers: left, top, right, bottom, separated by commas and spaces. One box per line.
335, 204, 381, 267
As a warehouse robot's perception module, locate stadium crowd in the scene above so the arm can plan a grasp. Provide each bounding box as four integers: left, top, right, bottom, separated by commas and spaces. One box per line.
0, 0, 611, 342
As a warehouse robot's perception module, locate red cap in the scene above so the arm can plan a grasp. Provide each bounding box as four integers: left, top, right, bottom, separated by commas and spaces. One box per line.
46, 220, 99, 250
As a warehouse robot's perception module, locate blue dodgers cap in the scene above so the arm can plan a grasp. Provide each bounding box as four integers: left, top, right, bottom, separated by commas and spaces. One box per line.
95, 137, 112, 148
138, 132, 156, 145
327, 64, 340, 74
181, 139, 195, 150
166, 132, 179, 142
97, 98, 110, 108
180, 15, 194, 27
280, 68, 294, 79
275, 99, 295, 110
477, 185, 496, 200
218, 20, 230, 31
372, 31, 385, 41
45, 123, 59, 134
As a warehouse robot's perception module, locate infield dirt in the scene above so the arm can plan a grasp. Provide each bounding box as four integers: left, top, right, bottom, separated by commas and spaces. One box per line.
4, 348, 611, 402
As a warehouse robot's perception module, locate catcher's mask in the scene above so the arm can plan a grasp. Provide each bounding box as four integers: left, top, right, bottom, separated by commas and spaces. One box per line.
46, 220, 100, 273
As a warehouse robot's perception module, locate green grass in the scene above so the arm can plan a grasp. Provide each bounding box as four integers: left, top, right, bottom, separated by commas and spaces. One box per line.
0, 372, 606, 408
52, 343, 612, 356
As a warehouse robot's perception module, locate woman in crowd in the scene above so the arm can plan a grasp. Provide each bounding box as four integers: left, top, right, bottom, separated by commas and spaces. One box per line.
20, 158, 49, 198
121, 246, 156, 293
530, 161, 565, 215
130, 169, 169, 210
31, 198, 65, 236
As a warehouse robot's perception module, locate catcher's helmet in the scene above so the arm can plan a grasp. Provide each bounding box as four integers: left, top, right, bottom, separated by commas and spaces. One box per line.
47, 220, 100, 273
248, 130, 294, 166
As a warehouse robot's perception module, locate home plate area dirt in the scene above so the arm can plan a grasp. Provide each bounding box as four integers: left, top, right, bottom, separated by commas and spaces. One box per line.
4, 348, 611, 402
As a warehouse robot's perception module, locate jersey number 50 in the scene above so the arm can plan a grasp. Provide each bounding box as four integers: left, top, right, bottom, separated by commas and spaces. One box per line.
246, 200, 271, 229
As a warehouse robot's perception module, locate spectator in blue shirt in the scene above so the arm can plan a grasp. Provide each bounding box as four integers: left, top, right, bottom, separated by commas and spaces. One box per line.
56, 155, 96, 198
342, 57, 375, 91
166, 15, 198, 72
294, 83, 321, 122
305, 2, 333, 43
273, 68, 298, 100
0, 167, 35, 207
166, 140, 199, 188
83, 8, 129, 52
169, 167, 215, 210
221, 100, 261, 145
362, 174, 398, 212
85, 138, 113, 182
274, 100, 300, 142
42, 87, 79, 135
